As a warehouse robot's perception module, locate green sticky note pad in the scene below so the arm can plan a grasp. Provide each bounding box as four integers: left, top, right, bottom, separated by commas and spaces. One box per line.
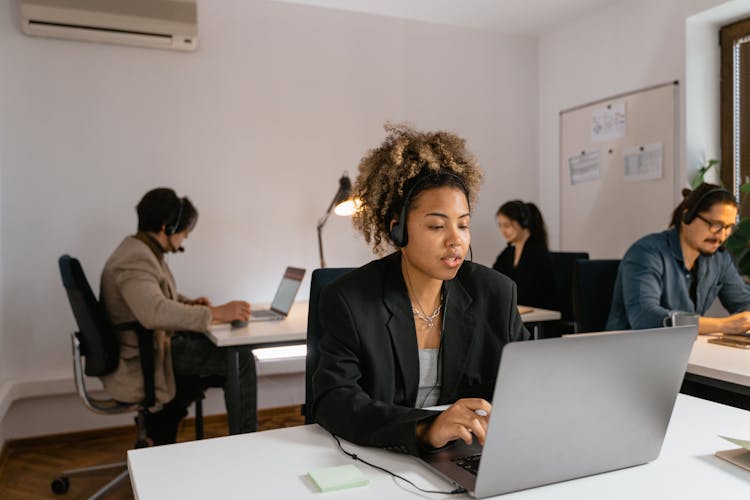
308, 464, 369, 492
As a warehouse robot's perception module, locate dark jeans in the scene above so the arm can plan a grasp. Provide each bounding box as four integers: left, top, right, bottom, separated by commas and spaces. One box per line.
145, 332, 257, 445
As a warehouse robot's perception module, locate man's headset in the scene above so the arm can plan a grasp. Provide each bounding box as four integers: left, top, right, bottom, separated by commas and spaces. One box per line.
389, 170, 470, 248
165, 197, 185, 252
682, 187, 732, 224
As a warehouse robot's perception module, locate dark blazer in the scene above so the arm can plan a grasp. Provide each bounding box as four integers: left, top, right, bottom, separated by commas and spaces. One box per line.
312, 252, 529, 455
493, 238, 558, 310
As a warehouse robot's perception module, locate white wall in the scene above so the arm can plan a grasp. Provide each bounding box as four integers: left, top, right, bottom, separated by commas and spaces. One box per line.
0, 0, 537, 440
538, 0, 734, 251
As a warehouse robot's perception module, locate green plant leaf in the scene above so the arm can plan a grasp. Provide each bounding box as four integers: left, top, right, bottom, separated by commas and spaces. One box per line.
726, 218, 750, 253
691, 159, 720, 189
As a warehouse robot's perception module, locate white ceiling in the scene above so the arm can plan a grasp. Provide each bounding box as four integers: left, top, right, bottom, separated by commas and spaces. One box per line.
270, 0, 625, 36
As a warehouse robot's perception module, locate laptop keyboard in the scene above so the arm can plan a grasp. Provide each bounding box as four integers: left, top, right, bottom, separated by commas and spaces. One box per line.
453, 454, 481, 475
252, 309, 279, 319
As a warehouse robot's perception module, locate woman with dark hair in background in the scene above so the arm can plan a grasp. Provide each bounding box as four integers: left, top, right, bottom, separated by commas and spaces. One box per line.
492, 200, 557, 310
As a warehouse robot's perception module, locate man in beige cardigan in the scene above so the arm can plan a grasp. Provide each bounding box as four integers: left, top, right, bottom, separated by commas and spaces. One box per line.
100, 188, 255, 444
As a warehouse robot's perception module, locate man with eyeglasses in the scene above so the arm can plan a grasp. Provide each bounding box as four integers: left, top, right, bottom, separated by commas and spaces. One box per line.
607, 183, 750, 334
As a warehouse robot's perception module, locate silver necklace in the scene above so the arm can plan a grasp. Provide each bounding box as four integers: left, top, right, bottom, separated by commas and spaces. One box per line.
403, 262, 442, 329
412, 303, 442, 329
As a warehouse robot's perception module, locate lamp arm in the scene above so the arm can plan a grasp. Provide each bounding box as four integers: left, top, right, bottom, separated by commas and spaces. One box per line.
316, 193, 338, 269
317, 224, 326, 269
317, 180, 350, 269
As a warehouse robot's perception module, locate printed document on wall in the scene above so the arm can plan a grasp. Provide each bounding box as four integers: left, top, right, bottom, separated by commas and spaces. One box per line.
591, 102, 626, 142
623, 143, 663, 182
568, 150, 601, 185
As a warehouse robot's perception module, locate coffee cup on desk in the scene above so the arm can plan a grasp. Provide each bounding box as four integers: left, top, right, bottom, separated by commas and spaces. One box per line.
663, 311, 699, 328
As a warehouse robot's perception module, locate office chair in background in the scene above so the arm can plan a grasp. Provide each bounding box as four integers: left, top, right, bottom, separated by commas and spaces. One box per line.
549, 251, 589, 335
572, 259, 621, 333
303, 267, 354, 424
54, 255, 216, 497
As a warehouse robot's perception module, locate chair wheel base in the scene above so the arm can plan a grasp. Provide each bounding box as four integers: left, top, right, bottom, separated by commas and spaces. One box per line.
51, 476, 70, 494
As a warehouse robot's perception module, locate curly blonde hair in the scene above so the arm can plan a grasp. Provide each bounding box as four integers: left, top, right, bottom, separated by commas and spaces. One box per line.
352, 124, 483, 254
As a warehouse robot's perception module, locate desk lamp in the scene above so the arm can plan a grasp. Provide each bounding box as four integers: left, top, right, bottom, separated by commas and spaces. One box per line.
317, 173, 359, 268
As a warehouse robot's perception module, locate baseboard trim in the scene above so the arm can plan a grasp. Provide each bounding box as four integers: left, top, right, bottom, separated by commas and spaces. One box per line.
0, 376, 82, 423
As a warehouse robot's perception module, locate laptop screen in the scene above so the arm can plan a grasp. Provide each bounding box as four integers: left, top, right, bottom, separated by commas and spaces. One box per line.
270, 267, 305, 314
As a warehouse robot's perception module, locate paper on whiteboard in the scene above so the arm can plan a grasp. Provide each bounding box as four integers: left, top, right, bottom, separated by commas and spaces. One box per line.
623, 143, 663, 182
568, 151, 601, 185
592, 102, 626, 142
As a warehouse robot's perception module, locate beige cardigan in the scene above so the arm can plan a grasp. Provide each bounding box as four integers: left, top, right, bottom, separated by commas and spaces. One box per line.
99, 235, 211, 407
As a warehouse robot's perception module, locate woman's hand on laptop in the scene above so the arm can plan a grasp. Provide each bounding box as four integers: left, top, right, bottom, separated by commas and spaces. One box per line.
417, 398, 492, 449
210, 300, 251, 323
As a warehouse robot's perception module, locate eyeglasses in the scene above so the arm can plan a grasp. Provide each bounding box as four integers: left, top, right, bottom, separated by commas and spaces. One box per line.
695, 214, 737, 234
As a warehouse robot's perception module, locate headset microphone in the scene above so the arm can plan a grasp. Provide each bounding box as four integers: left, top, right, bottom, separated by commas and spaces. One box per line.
166, 234, 185, 253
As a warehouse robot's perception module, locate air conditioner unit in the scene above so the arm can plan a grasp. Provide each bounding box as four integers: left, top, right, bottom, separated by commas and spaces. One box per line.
20, 0, 198, 51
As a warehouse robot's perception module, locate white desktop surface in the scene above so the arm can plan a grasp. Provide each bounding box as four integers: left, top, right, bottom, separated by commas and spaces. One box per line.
207, 301, 309, 347
128, 394, 750, 499
519, 306, 560, 323
688, 335, 750, 387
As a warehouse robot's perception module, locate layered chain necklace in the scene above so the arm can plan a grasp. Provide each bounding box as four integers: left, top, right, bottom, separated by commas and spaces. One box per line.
412, 302, 442, 329
404, 263, 442, 329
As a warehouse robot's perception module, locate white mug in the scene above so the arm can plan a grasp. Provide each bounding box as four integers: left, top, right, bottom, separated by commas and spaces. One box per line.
663, 311, 699, 327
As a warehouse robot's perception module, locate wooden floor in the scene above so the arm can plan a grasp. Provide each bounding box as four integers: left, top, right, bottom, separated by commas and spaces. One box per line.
0, 406, 305, 499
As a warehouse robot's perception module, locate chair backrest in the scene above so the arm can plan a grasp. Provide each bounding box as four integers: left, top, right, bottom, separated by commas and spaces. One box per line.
59, 255, 120, 377
549, 251, 590, 321
573, 259, 621, 333
304, 267, 354, 424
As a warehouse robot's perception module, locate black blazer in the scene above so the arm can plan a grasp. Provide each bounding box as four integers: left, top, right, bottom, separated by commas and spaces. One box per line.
312, 252, 529, 455
493, 238, 558, 310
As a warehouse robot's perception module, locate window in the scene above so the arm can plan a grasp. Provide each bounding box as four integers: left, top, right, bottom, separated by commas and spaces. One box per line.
720, 17, 750, 216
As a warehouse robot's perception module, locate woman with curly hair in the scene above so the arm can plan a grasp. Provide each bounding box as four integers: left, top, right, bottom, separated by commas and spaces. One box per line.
312, 125, 529, 455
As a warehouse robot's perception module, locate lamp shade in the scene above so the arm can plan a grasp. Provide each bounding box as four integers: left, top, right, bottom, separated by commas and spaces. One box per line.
317, 173, 359, 268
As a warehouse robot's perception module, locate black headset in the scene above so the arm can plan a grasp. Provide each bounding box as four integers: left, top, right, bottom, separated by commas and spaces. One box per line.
682, 187, 732, 224
165, 197, 184, 236
389, 170, 469, 248
516, 201, 531, 229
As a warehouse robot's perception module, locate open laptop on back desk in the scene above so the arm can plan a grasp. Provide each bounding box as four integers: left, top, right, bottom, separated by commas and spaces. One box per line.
418, 325, 698, 498
248, 267, 305, 322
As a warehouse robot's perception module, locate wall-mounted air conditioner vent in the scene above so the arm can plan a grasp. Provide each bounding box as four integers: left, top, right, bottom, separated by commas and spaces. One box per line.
20, 0, 198, 51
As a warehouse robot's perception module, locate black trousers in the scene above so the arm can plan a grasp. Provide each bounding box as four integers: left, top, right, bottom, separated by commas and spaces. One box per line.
145, 332, 257, 445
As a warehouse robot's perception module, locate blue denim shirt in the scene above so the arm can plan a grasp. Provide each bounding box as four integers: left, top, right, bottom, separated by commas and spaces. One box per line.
606, 228, 750, 330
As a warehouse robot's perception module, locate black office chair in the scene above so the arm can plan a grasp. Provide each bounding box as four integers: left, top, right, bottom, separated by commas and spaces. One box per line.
572, 259, 621, 333
303, 267, 354, 424
53, 255, 214, 496
549, 251, 589, 334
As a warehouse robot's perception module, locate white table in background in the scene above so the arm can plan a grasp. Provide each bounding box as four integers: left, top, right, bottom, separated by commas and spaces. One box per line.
128, 394, 750, 499
207, 301, 308, 434
686, 335, 750, 398
519, 306, 561, 339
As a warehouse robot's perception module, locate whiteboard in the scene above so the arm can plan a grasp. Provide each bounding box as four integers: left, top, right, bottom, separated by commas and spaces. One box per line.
559, 82, 679, 259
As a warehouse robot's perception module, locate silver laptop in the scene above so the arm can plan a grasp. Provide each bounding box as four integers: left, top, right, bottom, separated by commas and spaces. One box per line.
249, 267, 305, 322
419, 326, 697, 498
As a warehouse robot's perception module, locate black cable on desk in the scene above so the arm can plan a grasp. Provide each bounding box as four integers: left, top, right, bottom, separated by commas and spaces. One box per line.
329, 431, 467, 495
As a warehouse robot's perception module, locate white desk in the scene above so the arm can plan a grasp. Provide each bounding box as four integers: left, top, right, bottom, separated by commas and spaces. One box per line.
519, 306, 560, 324
128, 394, 750, 499
207, 301, 309, 348
520, 306, 561, 339
206, 301, 308, 433
686, 336, 750, 400
207, 301, 560, 433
